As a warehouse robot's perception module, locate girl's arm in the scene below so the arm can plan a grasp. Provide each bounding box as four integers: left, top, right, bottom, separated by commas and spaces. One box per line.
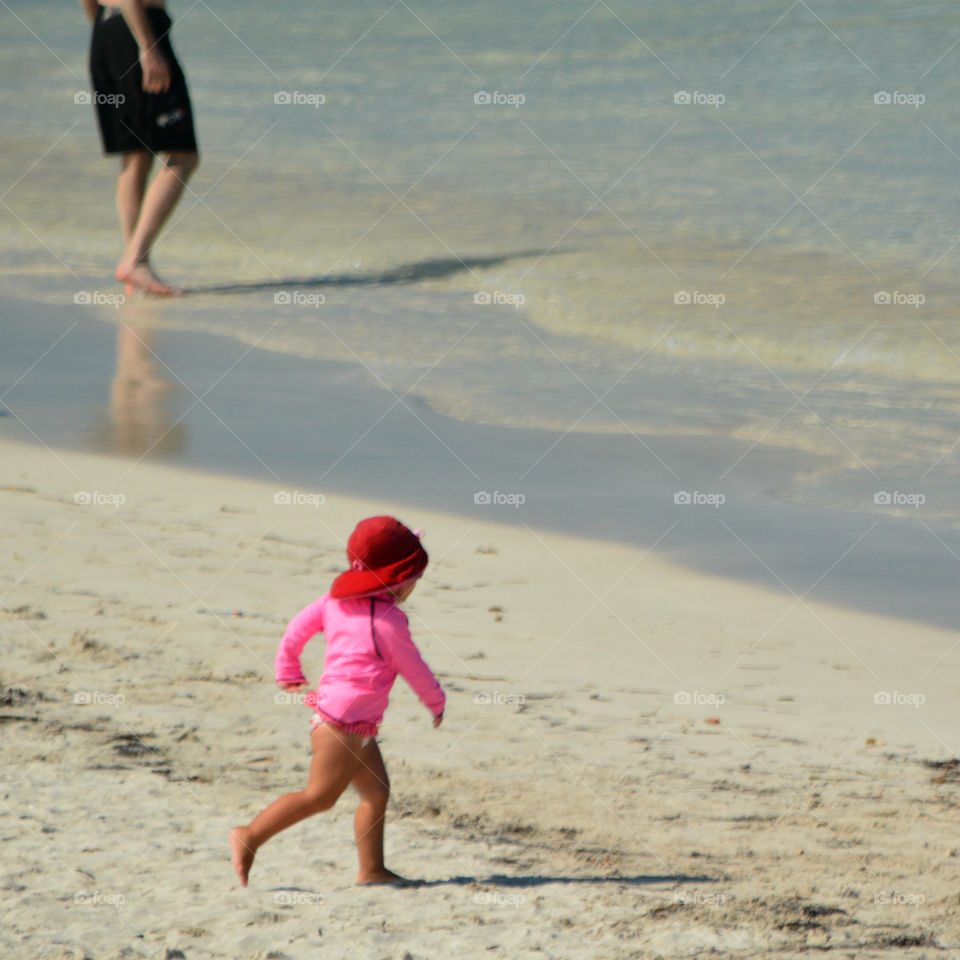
377, 611, 446, 718
274, 596, 326, 685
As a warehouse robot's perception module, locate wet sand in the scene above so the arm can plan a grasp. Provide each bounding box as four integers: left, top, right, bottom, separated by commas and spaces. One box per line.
3, 302, 960, 636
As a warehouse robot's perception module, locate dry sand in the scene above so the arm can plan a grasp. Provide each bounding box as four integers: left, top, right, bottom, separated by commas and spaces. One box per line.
1, 434, 958, 959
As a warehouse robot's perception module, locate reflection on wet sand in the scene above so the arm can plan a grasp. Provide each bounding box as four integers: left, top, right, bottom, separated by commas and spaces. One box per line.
94, 315, 186, 458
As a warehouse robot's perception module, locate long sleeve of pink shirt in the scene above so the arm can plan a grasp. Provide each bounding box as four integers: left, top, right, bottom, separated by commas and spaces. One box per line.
274, 595, 326, 684
371, 604, 446, 717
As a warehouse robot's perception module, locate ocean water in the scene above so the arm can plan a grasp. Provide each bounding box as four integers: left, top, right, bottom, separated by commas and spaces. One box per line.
2, 1, 960, 620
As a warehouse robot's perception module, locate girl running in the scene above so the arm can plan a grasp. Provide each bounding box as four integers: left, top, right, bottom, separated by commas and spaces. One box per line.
230, 516, 445, 886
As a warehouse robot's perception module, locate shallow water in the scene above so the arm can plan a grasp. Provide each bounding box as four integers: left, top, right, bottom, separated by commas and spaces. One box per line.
2, 0, 959, 619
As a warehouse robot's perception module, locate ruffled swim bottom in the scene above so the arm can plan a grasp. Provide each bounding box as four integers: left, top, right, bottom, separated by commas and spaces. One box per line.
309, 709, 378, 747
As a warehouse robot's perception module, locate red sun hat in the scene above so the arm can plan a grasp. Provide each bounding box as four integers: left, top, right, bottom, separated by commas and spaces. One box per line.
330, 516, 428, 599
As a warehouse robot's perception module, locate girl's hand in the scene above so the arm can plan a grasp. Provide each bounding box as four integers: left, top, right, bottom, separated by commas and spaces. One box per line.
433, 712, 443, 729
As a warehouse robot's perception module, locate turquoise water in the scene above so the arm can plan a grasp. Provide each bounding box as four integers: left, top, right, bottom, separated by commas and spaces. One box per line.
2, 0, 960, 528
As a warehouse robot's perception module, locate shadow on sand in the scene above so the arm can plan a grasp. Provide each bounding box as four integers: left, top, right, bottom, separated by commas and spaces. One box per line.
415, 872, 718, 889
184, 251, 556, 296
270, 873, 718, 894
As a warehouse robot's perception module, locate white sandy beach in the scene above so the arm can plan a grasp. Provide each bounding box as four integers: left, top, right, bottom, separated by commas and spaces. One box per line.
2, 434, 959, 960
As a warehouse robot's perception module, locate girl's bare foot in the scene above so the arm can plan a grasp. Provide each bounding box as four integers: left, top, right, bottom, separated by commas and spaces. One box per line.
230, 827, 256, 887
357, 868, 419, 886
116, 260, 183, 297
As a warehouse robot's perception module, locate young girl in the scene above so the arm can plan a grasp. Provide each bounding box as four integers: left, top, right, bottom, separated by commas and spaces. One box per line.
230, 516, 445, 886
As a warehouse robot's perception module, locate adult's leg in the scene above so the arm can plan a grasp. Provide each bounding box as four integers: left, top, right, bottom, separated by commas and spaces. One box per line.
116, 150, 199, 296
117, 152, 154, 247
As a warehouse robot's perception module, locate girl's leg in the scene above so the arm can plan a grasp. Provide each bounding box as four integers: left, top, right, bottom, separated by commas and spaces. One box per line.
230, 724, 366, 886
351, 739, 407, 884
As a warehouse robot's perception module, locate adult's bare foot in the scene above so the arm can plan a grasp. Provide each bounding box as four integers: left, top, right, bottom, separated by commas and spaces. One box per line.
230, 827, 256, 887
357, 868, 421, 887
116, 260, 183, 297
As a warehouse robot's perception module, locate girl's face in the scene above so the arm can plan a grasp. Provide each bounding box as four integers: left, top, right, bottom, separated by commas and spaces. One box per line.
392, 580, 417, 603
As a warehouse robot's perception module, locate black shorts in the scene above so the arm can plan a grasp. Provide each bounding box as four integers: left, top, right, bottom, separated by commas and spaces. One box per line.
89, 5, 198, 155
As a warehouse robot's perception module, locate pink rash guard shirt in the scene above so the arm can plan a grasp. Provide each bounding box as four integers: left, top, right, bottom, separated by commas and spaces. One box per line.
274, 592, 446, 728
